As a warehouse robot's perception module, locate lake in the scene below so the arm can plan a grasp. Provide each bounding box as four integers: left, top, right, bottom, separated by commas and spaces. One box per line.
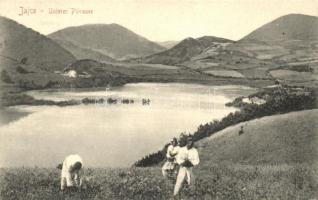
0, 83, 256, 167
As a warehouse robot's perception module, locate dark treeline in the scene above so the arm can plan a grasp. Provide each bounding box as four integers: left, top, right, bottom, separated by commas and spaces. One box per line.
83, 97, 124, 105
1, 93, 80, 107
134, 85, 317, 167
82, 97, 136, 105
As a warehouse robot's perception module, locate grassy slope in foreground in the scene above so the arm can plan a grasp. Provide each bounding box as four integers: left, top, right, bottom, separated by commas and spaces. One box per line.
0, 110, 317, 200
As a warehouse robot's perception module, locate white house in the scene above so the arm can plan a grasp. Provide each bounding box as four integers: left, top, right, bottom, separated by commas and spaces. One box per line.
242, 97, 266, 105
64, 70, 77, 78
250, 97, 266, 105
242, 97, 252, 104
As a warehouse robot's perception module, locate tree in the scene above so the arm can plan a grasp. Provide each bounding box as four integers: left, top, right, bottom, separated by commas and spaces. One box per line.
20, 57, 28, 64
0, 70, 14, 83
16, 65, 28, 74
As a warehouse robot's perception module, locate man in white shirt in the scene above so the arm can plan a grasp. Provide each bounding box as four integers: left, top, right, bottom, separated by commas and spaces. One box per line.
162, 138, 179, 178
60, 154, 83, 191
173, 137, 200, 196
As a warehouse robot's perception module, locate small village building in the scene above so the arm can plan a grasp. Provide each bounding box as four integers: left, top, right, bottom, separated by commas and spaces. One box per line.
242, 97, 252, 104
242, 97, 266, 105
63, 70, 77, 78
68, 70, 77, 78
250, 97, 266, 105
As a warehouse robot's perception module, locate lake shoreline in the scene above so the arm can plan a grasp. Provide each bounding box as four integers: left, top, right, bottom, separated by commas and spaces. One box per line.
0, 83, 257, 127
0, 77, 271, 108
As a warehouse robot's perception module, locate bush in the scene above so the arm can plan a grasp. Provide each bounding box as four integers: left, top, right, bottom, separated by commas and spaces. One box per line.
20, 57, 28, 64
0, 70, 14, 84
16, 66, 29, 74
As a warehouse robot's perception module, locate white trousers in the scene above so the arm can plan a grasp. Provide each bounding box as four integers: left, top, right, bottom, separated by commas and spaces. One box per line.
173, 166, 194, 196
162, 161, 176, 178
61, 171, 80, 190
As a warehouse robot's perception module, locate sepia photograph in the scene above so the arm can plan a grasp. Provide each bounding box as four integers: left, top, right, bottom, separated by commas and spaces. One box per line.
0, 0, 317, 199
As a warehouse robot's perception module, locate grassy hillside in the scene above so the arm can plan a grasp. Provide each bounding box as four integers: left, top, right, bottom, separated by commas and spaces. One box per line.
53, 39, 116, 63
0, 16, 76, 71
136, 36, 233, 65
0, 110, 317, 199
198, 109, 318, 166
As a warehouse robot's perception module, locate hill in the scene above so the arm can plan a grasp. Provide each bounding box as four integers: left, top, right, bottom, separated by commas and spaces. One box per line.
0, 16, 76, 71
198, 109, 318, 166
48, 24, 166, 60
133, 14, 318, 87
137, 36, 233, 65
241, 14, 318, 42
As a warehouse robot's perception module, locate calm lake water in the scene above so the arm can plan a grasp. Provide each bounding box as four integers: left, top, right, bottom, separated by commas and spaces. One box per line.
0, 83, 256, 167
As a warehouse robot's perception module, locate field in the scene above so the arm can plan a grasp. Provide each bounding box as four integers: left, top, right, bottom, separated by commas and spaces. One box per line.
1, 110, 317, 199
0, 164, 316, 200
269, 69, 316, 81
203, 70, 245, 78
239, 68, 270, 79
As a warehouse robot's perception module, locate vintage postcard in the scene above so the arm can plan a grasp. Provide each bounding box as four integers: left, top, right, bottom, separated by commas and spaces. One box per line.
0, 0, 317, 199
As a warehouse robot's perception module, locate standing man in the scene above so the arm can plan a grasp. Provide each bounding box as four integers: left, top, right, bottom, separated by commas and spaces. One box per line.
238, 125, 244, 135
173, 137, 200, 196
60, 154, 83, 191
162, 137, 179, 178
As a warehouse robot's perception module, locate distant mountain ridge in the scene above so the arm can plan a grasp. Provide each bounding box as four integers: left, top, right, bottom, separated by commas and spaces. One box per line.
135, 14, 317, 83
48, 24, 166, 60
157, 40, 180, 49
1, 14, 317, 90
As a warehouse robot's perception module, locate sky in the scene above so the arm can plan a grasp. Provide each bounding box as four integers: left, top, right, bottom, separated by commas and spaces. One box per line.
0, 0, 317, 42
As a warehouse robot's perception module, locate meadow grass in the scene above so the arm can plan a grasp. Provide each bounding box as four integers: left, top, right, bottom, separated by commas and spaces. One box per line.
0, 163, 317, 200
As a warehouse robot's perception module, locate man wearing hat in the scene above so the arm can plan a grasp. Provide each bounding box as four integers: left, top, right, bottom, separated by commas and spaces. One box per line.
173, 136, 200, 196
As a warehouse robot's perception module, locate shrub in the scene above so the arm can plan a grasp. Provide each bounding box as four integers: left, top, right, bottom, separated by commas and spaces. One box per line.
0, 70, 14, 84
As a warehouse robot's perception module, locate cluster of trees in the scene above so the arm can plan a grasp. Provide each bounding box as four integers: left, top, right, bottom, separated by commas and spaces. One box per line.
134, 85, 317, 167
16, 65, 29, 74
0, 70, 14, 84
82, 97, 135, 105
134, 149, 165, 167
1, 93, 80, 107
12, 75, 130, 90
277, 64, 314, 73
122, 98, 134, 104
82, 98, 105, 104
